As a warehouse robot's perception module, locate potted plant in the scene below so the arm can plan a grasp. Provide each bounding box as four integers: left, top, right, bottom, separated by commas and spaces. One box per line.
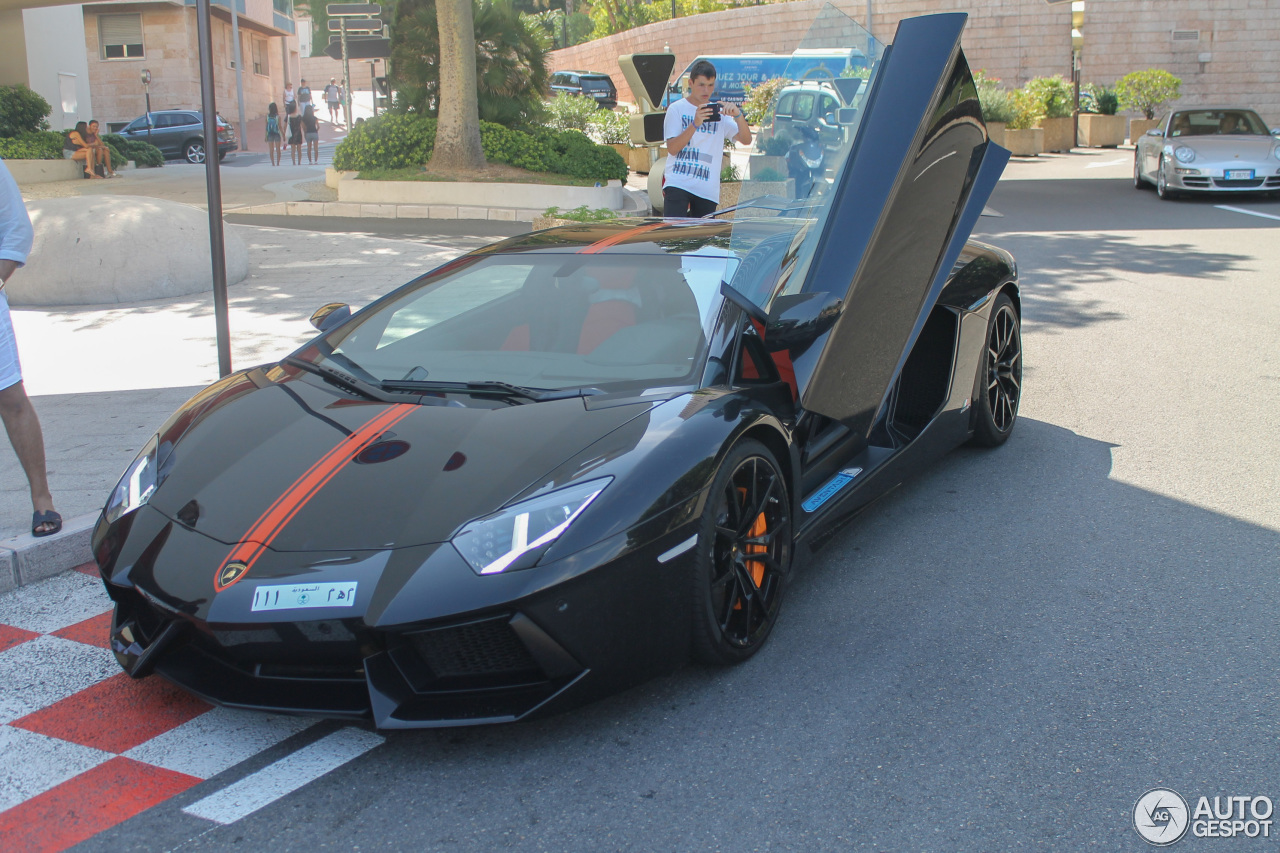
1025, 75, 1075, 152
974, 70, 1015, 147
1002, 89, 1046, 156
749, 134, 789, 179
1077, 84, 1126, 147
1115, 69, 1181, 142
717, 162, 743, 210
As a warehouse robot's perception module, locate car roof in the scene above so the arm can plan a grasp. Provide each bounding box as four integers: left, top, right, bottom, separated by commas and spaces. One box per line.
555, 71, 613, 78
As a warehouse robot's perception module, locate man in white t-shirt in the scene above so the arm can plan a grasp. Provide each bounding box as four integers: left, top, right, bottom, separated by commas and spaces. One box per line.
662, 60, 751, 218
324, 79, 343, 125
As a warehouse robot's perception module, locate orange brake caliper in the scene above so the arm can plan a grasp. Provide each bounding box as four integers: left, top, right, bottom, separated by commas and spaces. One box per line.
734, 487, 769, 610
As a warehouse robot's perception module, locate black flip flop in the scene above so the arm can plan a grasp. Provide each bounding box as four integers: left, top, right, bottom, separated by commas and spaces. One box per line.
32, 509, 62, 538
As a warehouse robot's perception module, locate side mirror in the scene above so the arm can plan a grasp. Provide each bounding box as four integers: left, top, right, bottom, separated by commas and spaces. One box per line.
309, 302, 350, 331
764, 291, 843, 351
1145, 128, 1164, 137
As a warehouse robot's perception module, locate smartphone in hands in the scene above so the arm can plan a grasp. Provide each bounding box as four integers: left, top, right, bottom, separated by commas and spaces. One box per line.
704, 102, 722, 123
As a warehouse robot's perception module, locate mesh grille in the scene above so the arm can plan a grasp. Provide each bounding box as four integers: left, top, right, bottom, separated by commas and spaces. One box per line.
409, 618, 537, 679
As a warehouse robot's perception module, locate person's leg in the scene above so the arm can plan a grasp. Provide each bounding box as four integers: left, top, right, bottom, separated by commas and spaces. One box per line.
663, 186, 693, 218
689, 193, 718, 218
72, 149, 91, 176
0, 382, 55, 526
310, 136, 319, 162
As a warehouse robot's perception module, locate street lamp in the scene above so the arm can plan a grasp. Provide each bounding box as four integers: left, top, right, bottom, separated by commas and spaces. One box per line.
140, 68, 152, 138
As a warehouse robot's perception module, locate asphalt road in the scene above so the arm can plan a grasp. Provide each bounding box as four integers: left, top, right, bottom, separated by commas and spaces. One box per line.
66, 155, 1280, 851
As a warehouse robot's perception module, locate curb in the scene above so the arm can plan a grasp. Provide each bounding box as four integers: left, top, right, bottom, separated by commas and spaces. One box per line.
0, 512, 97, 593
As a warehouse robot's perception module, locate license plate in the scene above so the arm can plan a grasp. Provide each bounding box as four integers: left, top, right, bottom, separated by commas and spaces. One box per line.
251, 581, 357, 612
1225, 169, 1254, 180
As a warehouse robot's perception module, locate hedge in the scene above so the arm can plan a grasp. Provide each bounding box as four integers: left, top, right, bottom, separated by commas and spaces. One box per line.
334, 113, 626, 182
0, 130, 64, 160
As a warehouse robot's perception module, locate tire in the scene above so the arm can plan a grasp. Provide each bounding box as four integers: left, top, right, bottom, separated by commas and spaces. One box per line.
184, 139, 206, 164
1133, 151, 1147, 189
1156, 156, 1176, 200
218, 150, 228, 162
692, 439, 792, 665
969, 292, 1022, 448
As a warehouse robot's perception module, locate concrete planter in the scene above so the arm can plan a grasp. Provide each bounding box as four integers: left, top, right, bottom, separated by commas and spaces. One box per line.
1003, 128, 1044, 157
718, 179, 794, 216
338, 178, 625, 211
747, 154, 787, 180
986, 122, 1005, 147
1128, 118, 1161, 144
627, 146, 655, 174
1039, 116, 1075, 153
6, 159, 83, 185
1077, 114, 1127, 148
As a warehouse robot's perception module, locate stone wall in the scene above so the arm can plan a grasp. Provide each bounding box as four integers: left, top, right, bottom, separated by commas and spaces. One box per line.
550, 0, 1279, 126
548, 0, 1071, 107
1082, 0, 1280, 125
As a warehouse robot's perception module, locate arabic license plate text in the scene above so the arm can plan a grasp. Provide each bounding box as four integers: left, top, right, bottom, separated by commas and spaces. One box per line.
251, 581, 358, 612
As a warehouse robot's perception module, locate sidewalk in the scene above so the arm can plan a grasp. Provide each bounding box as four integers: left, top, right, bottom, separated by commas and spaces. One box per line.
0, 219, 517, 590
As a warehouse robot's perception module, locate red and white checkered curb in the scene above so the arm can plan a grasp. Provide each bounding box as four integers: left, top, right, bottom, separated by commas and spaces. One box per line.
0, 564, 380, 851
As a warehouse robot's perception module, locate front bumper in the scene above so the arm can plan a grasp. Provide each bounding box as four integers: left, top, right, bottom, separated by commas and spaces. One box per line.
1168, 163, 1280, 192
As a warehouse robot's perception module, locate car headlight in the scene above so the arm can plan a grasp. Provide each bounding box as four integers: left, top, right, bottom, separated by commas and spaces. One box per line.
1174, 146, 1196, 163
452, 478, 611, 575
1273, 146, 1280, 162
104, 435, 160, 524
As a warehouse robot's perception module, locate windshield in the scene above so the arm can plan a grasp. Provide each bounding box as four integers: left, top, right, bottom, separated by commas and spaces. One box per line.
310, 251, 738, 394
1169, 110, 1269, 137
717, 4, 885, 310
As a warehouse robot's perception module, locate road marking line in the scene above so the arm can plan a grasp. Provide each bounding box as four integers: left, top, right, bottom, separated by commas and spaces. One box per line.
1214, 204, 1280, 222
126, 707, 314, 780
182, 727, 384, 825
0, 726, 113, 813
1086, 157, 1129, 169
0, 636, 118, 725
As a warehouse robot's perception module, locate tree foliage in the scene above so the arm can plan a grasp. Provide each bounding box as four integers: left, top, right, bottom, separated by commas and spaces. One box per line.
1023, 74, 1074, 120
392, 0, 549, 128
589, 0, 730, 39
0, 84, 52, 138
1115, 69, 1181, 120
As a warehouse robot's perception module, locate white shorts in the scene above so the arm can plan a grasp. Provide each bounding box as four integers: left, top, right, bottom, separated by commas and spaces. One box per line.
0, 290, 22, 391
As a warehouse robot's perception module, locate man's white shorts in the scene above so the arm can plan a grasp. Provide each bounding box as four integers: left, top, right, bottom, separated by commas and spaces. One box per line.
0, 290, 23, 391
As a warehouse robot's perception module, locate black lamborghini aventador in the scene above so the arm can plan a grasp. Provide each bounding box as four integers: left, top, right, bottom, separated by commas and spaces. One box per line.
93, 11, 1022, 728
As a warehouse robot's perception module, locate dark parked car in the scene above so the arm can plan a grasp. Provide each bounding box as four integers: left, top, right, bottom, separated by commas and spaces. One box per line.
117, 109, 238, 163
550, 71, 618, 109
94, 11, 1017, 729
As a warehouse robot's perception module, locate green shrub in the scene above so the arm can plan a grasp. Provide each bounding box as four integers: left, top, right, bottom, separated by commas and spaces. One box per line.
742, 77, 789, 127
0, 130, 64, 160
333, 113, 436, 171
587, 108, 629, 144
545, 92, 600, 133
0, 85, 52, 137
542, 205, 616, 222
108, 134, 164, 167
754, 166, 785, 182
760, 134, 790, 156
1024, 75, 1074, 119
1115, 69, 1179, 119
721, 162, 740, 183
972, 70, 1017, 124
1007, 89, 1046, 131
334, 113, 627, 182
1094, 85, 1119, 115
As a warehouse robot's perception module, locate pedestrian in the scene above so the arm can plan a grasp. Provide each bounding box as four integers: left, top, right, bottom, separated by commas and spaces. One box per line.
302, 104, 320, 165
66, 122, 103, 180
283, 81, 296, 116
662, 59, 751, 218
265, 102, 283, 166
324, 78, 343, 125
297, 79, 313, 113
0, 158, 61, 537
84, 120, 117, 177
288, 108, 303, 165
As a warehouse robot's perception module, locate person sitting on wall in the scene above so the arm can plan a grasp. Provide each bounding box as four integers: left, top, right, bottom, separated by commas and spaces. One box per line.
66, 122, 103, 179
84, 120, 117, 177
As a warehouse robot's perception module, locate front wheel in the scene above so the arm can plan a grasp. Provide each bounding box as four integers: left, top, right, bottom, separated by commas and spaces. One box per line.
1156, 157, 1177, 200
1133, 151, 1147, 189
692, 439, 792, 665
184, 139, 206, 164
969, 292, 1022, 447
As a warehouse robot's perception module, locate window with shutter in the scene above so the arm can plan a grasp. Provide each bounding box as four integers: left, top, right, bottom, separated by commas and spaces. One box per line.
99, 14, 144, 60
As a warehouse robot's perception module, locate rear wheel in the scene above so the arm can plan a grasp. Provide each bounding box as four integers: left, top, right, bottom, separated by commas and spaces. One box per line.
969, 292, 1022, 447
184, 139, 206, 164
1133, 151, 1147, 189
692, 439, 792, 665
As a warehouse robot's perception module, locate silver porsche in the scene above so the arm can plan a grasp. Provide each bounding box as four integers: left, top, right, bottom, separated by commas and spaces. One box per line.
1134, 107, 1280, 200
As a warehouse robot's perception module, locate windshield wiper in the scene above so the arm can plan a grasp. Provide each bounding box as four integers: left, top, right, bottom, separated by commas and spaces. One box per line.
284, 357, 441, 405
380, 378, 602, 402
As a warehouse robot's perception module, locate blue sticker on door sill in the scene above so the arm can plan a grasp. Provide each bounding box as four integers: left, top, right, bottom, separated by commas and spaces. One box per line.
802, 467, 863, 513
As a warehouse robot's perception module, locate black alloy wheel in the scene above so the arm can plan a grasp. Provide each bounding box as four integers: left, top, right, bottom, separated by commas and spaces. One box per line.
185, 139, 206, 164
970, 292, 1022, 447
693, 439, 792, 665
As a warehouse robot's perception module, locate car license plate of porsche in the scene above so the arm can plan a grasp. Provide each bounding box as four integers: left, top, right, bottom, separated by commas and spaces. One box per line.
251, 581, 358, 612
1226, 169, 1254, 180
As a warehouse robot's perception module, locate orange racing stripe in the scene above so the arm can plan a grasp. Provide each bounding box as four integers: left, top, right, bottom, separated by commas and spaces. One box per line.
576, 221, 668, 255
213, 404, 416, 592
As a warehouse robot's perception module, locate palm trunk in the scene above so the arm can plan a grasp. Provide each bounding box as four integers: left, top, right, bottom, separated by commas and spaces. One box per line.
429, 0, 485, 171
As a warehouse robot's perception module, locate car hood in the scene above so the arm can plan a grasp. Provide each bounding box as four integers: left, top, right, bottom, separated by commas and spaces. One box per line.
147, 369, 655, 552
1176, 135, 1277, 161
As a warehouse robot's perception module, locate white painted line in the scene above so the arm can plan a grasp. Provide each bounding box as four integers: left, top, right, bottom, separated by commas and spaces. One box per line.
182, 727, 383, 825
0, 571, 111, 633
0, 726, 112, 812
1214, 204, 1280, 222
0, 636, 117, 725
1085, 157, 1129, 169
126, 707, 315, 780
658, 535, 698, 563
